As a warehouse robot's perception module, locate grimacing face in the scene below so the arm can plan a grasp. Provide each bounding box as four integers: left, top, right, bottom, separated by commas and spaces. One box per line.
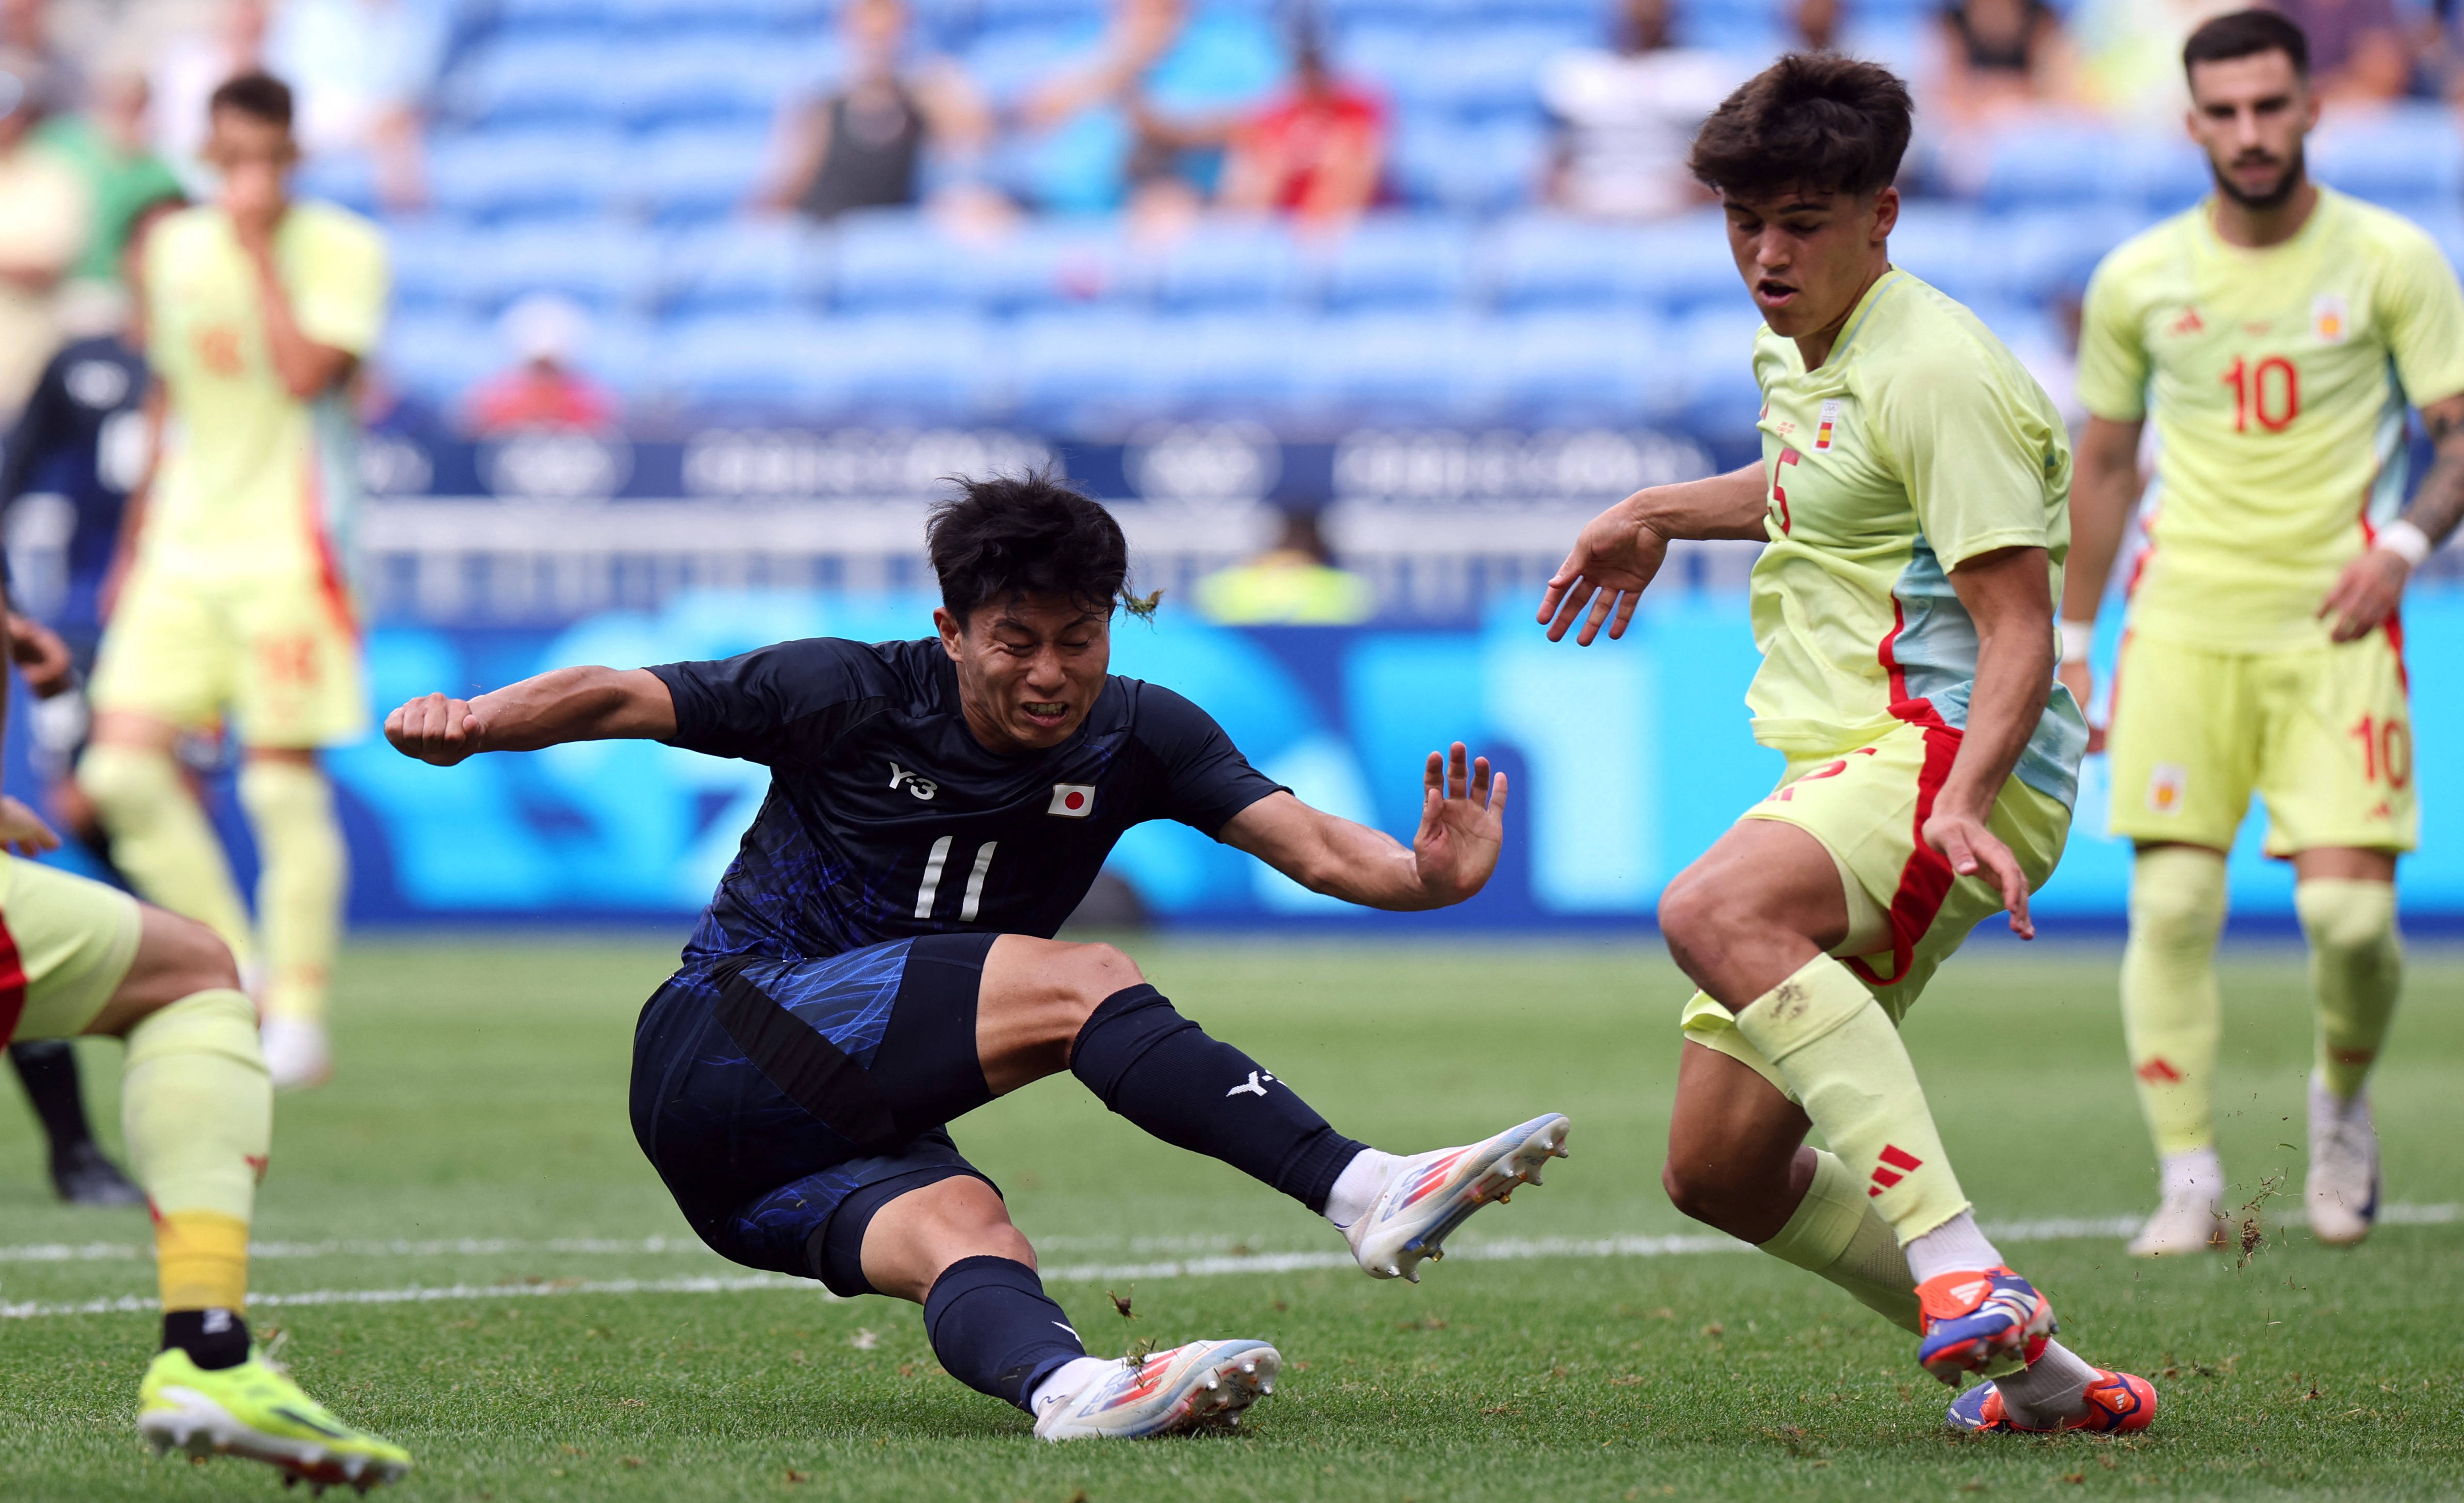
935, 593, 1113, 755
2185, 49, 2316, 211
1721, 183, 1897, 341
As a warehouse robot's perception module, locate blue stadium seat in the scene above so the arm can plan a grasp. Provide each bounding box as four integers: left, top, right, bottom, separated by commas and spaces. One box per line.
1008, 309, 1175, 429
384, 311, 498, 408
460, 219, 667, 315
1672, 304, 1767, 439
663, 220, 829, 316
2313, 106, 2464, 210
1989, 204, 2146, 304
1627, 211, 1743, 313
1292, 311, 1485, 423
426, 128, 622, 222
582, 312, 661, 401
1482, 213, 1651, 312
1980, 127, 2121, 213
963, 20, 1098, 104
1484, 309, 1678, 425
490, 0, 610, 42
963, 220, 1139, 313
1884, 203, 1988, 304
384, 218, 483, 313
1388, 114, 1544, 213
604, 0, 821, 39
807, 313, 998, 421
667, 312, 842, 412
1152, 221, 1303, 310
830, 211, 976, 310
1417, 24, 1586, 118
1152, 311, 1309, 419
445, 36, 619, 130
2115, 135, 2211, 215
618, 38, 800, 131
1315, 215, 1477, 310
632, 127, 774, 224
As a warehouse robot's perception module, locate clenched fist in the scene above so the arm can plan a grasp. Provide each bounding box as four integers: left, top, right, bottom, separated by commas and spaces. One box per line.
386, 693, 486, 766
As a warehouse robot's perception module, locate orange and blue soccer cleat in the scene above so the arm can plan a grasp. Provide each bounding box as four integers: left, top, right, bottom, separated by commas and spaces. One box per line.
1345, 1114, 1571, 1282
1032, 1340, 1279, 1440
1915, 1266, 2055, 1384
1947, 1368, 2158, 1434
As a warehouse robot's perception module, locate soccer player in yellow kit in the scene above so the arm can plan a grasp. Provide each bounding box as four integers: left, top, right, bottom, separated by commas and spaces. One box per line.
2063, 11, 2464, 1255
0, 599, 408, 1485
79, 72, 387, 1091
1542, 54, 2150, 1436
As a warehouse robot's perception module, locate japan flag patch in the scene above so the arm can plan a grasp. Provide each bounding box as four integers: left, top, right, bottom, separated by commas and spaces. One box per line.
1049, 783, 1096, 818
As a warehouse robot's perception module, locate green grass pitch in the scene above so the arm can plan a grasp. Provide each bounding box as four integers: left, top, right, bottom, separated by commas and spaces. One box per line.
2, 935, 2460, 1501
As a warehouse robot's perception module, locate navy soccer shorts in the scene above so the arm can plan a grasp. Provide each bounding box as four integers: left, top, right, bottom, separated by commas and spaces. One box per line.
629, 932, 1002, 1293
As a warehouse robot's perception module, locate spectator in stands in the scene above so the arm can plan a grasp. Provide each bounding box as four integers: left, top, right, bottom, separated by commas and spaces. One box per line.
1794, 0, 1845, 52
756, 0, 992, 223
36, 62, 184, 309
1013, 0, 1284, 215
463, 294, 620, 436
1195, 507, 1374, 626
1931, 0, 2080, 127
0, 49, 89, 418
1539, 0, 1744, 221
265, 0, 447, 211
149, 0, 270, 178
1214, 33, 1385, 230
2266, 0, 2411, 105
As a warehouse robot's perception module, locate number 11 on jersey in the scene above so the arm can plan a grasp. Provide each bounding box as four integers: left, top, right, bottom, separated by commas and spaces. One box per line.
915, 837, 999, 922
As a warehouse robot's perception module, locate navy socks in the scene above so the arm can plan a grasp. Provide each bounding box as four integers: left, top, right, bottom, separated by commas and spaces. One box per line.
1069, 984, 1364, 1214
922, 1256, 1088, 1412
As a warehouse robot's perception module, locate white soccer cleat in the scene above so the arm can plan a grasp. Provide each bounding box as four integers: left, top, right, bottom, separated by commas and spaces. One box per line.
2126, 1188, 2227, 1257
260, 1016, 332, 1092
1345, 1113, 1570, 1282
2307, 1076, 2379, 1247
1032, 1340, 1279, 1440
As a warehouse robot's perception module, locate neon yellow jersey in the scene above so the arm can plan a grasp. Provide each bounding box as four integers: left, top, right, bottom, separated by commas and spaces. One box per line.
2076, 188, 2464, 652
140, 202, 388, 587
1748, 269, 2089, 807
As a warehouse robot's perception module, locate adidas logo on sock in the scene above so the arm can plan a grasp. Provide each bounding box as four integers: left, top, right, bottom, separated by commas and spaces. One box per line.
2136, 1058, 2183, 1085
1867, 1144, 1923, 1197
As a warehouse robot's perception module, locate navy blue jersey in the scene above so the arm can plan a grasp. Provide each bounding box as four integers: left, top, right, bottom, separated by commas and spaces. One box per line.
650, 636, 1285, 962
0, 335, 147, 634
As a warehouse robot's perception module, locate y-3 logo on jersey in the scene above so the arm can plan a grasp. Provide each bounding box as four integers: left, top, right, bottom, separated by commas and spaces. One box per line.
888, 762, 938, 800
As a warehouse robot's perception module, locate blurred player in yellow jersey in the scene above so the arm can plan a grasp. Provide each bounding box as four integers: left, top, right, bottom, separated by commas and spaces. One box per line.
80, 72, 387, 1091
2064, 11, 2464, 1254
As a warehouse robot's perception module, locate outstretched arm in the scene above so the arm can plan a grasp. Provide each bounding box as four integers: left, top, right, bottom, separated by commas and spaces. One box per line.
1925, 544, 2055, 941
1538, 463, 1768, 644
1218, 743, 1506, 911
2319, 390, 2464, 641
385, 666, 676, 765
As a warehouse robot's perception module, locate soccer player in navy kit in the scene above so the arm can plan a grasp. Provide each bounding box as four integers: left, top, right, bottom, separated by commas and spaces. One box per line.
386, 476, 1569, 1439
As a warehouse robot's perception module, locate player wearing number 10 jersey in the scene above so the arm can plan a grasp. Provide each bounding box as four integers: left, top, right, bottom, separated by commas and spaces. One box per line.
384, 474, 1570, 1440
2064, 11, 2464, 1256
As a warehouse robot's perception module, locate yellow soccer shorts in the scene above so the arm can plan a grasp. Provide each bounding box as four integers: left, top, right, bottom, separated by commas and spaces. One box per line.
2105, 625, 2414, 856
1679, 718, 2074, 1099
0, 853, 144, 1047
90, 570, 369, 749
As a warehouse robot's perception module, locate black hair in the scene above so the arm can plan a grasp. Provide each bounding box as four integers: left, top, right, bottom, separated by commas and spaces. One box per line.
926, 472, 1155, 626
1688, 51, 1913, 201
209, 70, 294, 129
2183, 9, 2310, 80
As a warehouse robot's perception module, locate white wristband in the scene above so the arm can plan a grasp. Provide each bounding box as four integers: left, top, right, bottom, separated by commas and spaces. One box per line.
2058, 619, 2094, 666
2375, 519, 2432, 568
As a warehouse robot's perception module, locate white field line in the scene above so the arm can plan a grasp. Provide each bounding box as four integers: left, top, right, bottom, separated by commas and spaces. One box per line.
3, 1203, 2454, 1321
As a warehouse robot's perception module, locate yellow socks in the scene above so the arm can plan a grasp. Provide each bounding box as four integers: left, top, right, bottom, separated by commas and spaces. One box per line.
1731, 954, 1970, 1242
2120, 845, 2227, 1159
77, 744, 255, 969
122, 988, 269, 1311
1758, 1149, 1920, 1332
236, 760, 347, 1024
2296, 878, 2400, 1103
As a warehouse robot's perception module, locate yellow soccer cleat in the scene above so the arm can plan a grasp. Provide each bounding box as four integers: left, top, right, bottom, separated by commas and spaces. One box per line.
139, 1346, 411, 1492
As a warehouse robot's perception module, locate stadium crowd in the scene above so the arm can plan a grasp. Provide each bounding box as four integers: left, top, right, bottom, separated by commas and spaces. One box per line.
6, 0, 2464, 440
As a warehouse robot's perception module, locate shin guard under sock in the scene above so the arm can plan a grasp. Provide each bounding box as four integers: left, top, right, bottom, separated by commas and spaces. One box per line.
1731, 955, 1970, 1242
123, 989, 269, 1312
2296, 878, 2401, 1102
2121, 845, 2227, 1158
1070, 984, 1364, 1214
9, 1040, 100, 1153
237, 760, 346, 1024
922, 1256, 1089, 1412
1757, 1149, 1921, 1333
76, 744, 255, 966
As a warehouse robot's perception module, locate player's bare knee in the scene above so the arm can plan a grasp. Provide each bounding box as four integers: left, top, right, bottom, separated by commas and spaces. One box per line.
1058, 941, 1143, 1024
1657, 871, 1732, 961
159, 912, 242, 995
1660, 1155, 1725, 1226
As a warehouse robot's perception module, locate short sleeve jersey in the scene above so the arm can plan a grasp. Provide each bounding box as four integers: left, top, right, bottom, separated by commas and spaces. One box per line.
1749, 269, 2089, 806
649, 637, 1286, 962
141, 202, 388, 585
2076, 188, 2464, 652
